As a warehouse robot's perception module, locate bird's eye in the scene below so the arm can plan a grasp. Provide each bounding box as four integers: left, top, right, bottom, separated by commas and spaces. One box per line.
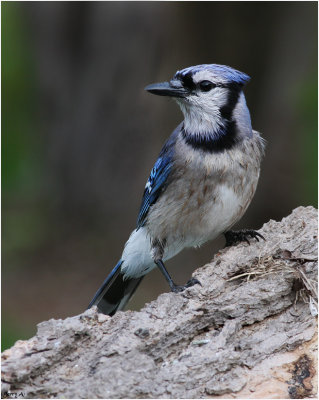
199, 80, 215, 92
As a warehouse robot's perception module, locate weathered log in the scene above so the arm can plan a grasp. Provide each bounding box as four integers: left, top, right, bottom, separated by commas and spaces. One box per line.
2, 206, 317, 399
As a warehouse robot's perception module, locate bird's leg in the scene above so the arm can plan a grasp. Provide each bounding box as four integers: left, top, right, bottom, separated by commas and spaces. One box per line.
224, 229, 265, 247
155, 259, 201, 293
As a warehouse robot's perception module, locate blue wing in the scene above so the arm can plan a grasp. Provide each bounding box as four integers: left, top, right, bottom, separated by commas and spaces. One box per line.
137, 154, 173, 229
136, 124, 181, 229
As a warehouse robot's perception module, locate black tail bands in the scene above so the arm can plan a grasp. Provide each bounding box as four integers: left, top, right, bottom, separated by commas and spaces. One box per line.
88, 260, 143, 316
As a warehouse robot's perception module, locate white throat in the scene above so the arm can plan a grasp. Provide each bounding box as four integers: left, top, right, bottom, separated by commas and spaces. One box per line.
177, 90, 252, 140
178, 101, 224, 136
176, 86, 229, 137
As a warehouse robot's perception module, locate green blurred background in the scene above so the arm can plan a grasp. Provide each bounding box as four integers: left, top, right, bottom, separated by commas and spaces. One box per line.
2, 1, 317, 350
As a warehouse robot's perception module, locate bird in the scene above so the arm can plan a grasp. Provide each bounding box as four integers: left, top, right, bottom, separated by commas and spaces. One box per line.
88, 63, 265, 316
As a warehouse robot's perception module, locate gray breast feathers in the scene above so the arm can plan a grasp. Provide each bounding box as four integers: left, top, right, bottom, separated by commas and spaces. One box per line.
145, 132, 265, 253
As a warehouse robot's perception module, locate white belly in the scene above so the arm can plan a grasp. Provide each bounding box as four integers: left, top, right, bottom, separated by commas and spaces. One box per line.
121, 178, 257, 279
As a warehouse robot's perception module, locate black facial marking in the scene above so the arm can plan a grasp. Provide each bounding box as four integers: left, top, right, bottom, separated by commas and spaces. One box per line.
182, 82, 243, 153
175, 71, 196, 91
220, 82, 242, 120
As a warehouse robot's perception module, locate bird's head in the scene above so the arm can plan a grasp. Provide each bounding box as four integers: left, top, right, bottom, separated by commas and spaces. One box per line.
145, 64, 252, 137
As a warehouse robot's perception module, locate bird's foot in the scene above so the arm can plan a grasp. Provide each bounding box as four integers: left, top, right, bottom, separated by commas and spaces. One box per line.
171, 278, 202, 293
224, 229, 265, 247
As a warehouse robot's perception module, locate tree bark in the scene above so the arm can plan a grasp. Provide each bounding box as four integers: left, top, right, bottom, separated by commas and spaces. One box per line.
2, 206, 318, 399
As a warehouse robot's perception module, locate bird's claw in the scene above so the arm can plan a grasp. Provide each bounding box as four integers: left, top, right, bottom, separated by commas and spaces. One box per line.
224, 229, 265, 247
171, 278, 202, 293
186, 278, 202, 288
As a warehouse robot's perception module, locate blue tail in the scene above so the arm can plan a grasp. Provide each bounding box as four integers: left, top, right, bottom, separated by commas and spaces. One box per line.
88, 260, 143, 315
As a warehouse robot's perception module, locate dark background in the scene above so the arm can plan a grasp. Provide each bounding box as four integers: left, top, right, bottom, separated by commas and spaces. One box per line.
2, 1, 317, 349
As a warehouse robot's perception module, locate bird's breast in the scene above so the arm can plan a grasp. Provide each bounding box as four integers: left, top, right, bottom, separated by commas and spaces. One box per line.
146, 135, 263, 251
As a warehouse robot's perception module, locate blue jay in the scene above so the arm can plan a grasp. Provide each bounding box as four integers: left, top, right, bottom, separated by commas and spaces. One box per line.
88, 64, 265, 315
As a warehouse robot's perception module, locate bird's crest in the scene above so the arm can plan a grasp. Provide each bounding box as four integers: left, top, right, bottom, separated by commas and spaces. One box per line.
174, 64, 250, 86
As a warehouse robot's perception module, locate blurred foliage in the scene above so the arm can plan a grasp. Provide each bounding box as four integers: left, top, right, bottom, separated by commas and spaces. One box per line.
2, 3, 42, 350
2, 3, 41, 198
2, 317, 35, 351
2, 2, 318, 351
297, 68, 318, 205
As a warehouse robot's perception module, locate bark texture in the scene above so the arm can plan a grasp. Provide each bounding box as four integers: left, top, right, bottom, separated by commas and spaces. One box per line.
2, 206, 318, 399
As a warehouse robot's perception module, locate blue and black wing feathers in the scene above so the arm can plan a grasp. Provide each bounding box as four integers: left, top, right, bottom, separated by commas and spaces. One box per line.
137, 156, 172, 229
136, 123, 181, 229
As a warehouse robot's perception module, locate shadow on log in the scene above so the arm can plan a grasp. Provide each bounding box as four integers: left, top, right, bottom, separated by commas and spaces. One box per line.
2, 206, 318, 399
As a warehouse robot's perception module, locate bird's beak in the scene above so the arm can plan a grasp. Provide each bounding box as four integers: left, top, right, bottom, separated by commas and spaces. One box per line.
145, 80, 188, 98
